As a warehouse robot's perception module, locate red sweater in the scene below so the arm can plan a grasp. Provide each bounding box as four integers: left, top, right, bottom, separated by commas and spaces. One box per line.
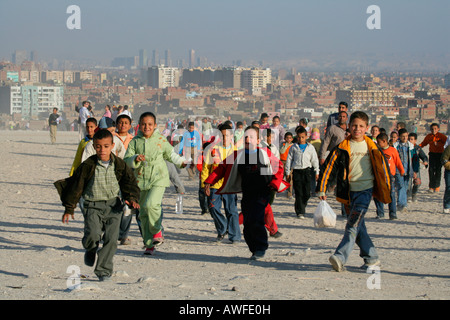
419, 132, 447, 153
383, 146, 405, 176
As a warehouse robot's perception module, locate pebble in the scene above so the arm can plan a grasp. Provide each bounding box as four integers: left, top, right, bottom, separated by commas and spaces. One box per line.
137, 276, 155, 283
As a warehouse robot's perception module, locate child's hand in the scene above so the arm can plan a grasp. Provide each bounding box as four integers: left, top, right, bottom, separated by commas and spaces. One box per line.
62, 213, 74, 224
423, 161, 428, 167
315, 174, 319, 181
204, 184, 211, 196
319, 195, 327, 201
180, 161, 188, 168
125, 200, 140, 209
135, 154, 145, 162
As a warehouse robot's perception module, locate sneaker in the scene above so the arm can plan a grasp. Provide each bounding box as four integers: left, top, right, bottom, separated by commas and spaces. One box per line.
398, 207, 408, 214
389, 216, 398, 220
443, 208, 450, 214
270, 231, 283, 238
297, 214, 306, 219
361, 259, 381, 270
329, 255, 344, 272
84, 250, 96, 267
143, 247, 155, 255
152, 237, 164, 247
412, 195, 418, 202
435, 187, 440, 192
119, 238, 131, 245
428, 188, 435, 193
250, 251, 265, 260
98, 275, 112, 282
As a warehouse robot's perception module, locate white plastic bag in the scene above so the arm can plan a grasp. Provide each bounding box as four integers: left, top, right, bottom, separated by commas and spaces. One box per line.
313, 200, 337, 228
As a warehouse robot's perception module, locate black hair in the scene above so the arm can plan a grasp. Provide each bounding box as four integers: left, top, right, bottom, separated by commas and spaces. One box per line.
86, 117, 97, 126
116, 114, 132, 124
376, 133, 389, 142
295, 126, 307, 135
284, 131, 293, 138
93, 128, 113, 143
339, 101, 348, 108
349, 111, 369, 125
245, 125, 260, 140
218, 123, 232, 131
430, 123, 439, 129
408, 132, 418, 139
139, 112, 156, 124
398, 128, 408, 136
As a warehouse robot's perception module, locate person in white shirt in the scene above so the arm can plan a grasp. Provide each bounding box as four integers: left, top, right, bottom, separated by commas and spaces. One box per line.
285, 126, 319, 218
79, 101, 91, 140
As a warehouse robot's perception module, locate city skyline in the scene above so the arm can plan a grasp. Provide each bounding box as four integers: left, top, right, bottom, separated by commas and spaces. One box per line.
1, 0, 449, 71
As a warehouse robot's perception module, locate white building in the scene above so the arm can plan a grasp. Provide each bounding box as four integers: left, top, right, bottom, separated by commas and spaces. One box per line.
147, 66, 180, 89
241, 68, 271, 93
0, 85, 64, 120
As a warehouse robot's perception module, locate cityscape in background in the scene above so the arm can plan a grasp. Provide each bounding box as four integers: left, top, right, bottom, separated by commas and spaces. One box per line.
1, 47, 449, 136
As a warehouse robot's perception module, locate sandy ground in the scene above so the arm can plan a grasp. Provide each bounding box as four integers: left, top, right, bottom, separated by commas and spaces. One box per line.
0, 130, 449, 303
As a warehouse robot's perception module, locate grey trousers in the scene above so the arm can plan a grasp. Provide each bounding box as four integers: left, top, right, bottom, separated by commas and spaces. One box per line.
82, 197, 122, 277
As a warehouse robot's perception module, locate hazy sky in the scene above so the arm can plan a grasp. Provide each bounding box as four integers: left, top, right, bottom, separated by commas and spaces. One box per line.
0, 0, 449, 67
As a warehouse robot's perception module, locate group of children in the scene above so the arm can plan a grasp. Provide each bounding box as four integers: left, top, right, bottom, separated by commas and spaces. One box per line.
55, 108, 448, 280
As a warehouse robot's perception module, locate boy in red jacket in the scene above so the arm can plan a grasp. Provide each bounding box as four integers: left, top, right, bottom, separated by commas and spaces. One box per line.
375, 133, 405, 219
419, 123, 447, 192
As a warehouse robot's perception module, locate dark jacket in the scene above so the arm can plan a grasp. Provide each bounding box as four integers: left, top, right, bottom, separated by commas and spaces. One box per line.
54, 153, 140, 215
316, 135, 392, 205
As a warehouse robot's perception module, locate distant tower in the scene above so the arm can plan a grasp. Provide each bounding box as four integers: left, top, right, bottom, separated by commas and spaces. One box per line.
165, 49, 172, 67
189, 49, 195, 68
139, 49, 147, 68
152, 50, 159, 66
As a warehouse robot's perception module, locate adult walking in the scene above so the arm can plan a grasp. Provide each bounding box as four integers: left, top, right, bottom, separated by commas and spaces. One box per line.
48, 107, 60, 144
78, 101, 91, 141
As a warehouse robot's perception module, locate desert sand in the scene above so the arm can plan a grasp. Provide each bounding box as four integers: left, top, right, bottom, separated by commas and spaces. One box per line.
0, 130, 449, 303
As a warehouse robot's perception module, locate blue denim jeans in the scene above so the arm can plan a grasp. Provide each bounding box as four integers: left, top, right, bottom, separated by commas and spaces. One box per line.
334, 188, 379, 265
444, 170, 450, 209
396, 173, 410, 210
208, 188, 241, 241
374, 187, 397, 219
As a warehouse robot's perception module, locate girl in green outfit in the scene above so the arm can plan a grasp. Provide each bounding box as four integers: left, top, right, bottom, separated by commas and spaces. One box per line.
124, 112, 187, 255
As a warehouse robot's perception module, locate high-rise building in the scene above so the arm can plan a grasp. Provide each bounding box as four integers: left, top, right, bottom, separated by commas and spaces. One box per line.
189, 49, 195, 68
139, 49, 148, 68
445, 74, 450, 88
222, 67, 243, 89
165, 50, 172, 67
241, 68, 272, 92
152, 50, 159, 66
12, 50, 28, 65
147, 66, 180, 88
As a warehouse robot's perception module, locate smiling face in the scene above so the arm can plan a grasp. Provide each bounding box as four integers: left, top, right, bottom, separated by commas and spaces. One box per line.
139, 115, 156, 138
94, 137, 115, 162
349, 118, 369, 142
430, 125, 439, 135
85, 121, 97, 138
117, 117, 131, 135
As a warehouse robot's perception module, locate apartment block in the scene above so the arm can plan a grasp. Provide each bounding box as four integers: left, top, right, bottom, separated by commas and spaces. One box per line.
0, 85, 64, 120
147, 66, 180, 89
